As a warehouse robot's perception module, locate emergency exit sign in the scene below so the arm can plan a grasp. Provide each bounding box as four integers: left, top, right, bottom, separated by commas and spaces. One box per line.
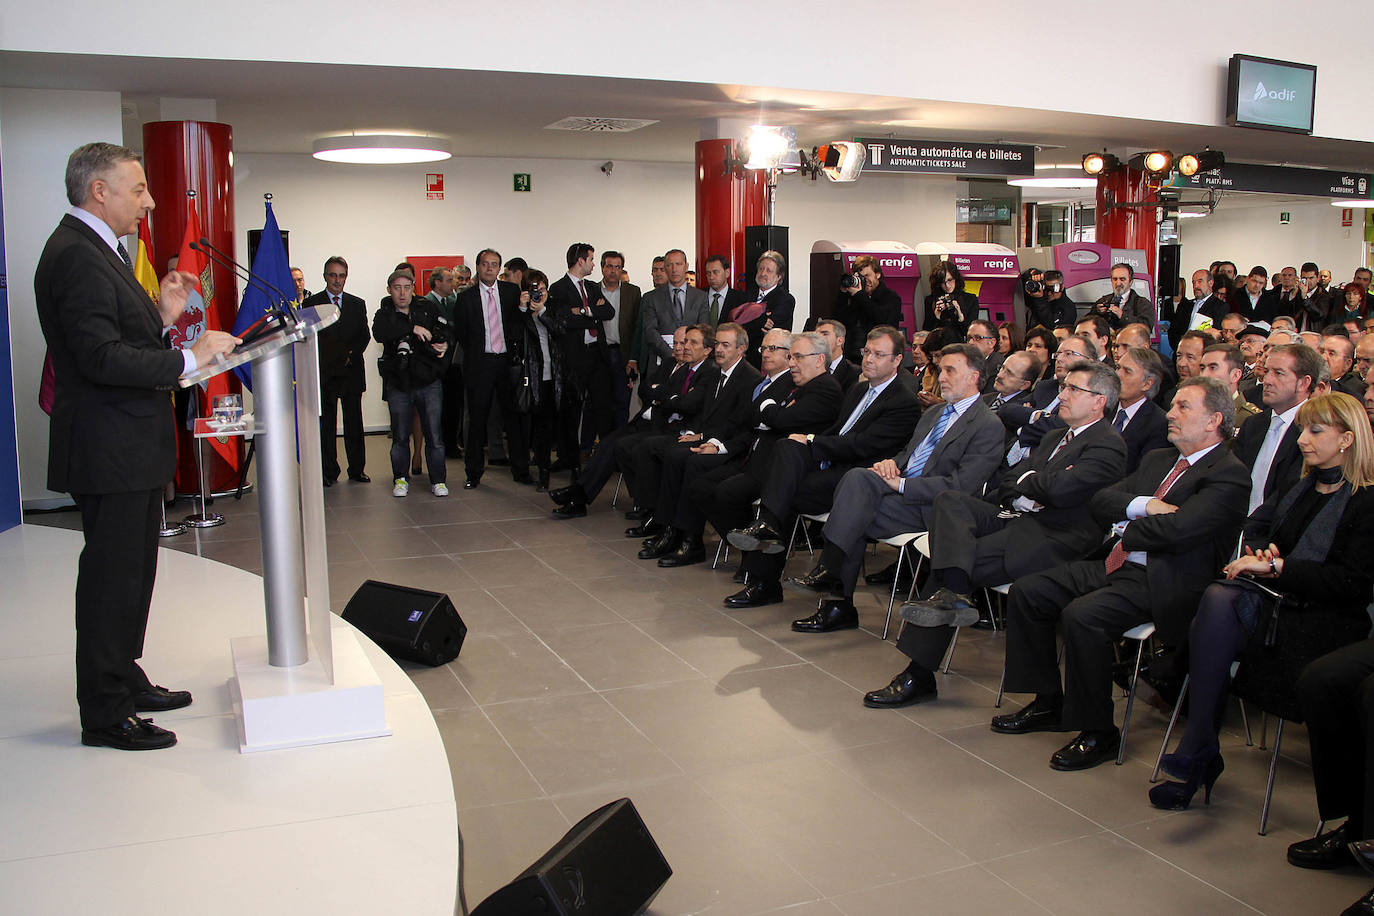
513, 173, 531, 192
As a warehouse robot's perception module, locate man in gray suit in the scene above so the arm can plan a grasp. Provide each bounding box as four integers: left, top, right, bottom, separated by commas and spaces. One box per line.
640, 248, 707, 380
785, 343, 1006, 633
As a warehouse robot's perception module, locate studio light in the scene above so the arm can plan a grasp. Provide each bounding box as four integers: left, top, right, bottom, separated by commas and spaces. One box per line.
1082, 152, 1120, 176
811, 141, 867, 182
1131, 150, 1174, 176
312, 134, 452, 164
742, 126, 798, 170
1177, 149, 1225, 177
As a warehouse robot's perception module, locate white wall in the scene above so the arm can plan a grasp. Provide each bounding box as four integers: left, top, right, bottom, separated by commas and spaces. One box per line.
1178, 197, 1367, 282
4, 0, 1372, 143
0, 88, 123, 506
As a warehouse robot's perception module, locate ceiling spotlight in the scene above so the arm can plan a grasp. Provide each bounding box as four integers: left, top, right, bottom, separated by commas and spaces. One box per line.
1082, 152, 1120, 176
1333, 199, 1374, 208
312, 133, 451, 164
1131, 150, 1174, 176
811, 142, 867, 182
742, 125, 798, 170
1177, 149, 1226, 177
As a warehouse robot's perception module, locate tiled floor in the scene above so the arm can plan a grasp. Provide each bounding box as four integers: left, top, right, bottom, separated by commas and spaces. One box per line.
30, 434, 1374, 914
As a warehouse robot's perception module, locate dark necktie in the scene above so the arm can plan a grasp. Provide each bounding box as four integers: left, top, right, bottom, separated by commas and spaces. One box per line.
710, 292, 721, 325
116, 241, 134, 272
672, 287, 683, 325
680, 366, 696, 396
1114, 408, 1128, 432
580, 280, 598, 338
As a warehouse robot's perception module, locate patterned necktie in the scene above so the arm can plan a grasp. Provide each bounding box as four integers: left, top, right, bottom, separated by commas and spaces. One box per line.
1114, 408, 1128, 432
904, 405, 956, 478
1105, 457, 1190, 574
990, 395, 1006, 411
1048, 428, 1075, 461
484, 286, 505, 354
116, 241, 133, 272
331, 294, 340, 308
756, 289, 766, 303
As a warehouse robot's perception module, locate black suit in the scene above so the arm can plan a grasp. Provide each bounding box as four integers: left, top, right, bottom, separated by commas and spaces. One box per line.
830, 357, 860, 392
1115, 398, 1170, 474
611, 359, 717, 505
1004, 444, 1250, 730
36, 213, 187, 730
453, 280, 529, 481
1167, 295, 1227, 350
1254, 288, 1302, 324
1232, 405, 1305, 513
547, 274, 616, 460
305, 290, 370, 480
1028, 295, 1078, 330
986, 387, 1036, 450
833, 284, 902, 362
1090, 289, 1155, 331
732, 287, 796, 366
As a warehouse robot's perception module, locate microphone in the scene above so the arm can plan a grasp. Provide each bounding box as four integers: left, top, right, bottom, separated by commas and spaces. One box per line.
192, 237, 300, 323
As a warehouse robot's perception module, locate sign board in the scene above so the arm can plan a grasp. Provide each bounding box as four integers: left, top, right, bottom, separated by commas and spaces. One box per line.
957, 199, 1014, 224
1176, 162, 1372, 200
855, 138, 1035, 177
425, 173, 443, 200
945, 252, 1020, 278
513, 173, 531, 192
1227, 54, 1317, 134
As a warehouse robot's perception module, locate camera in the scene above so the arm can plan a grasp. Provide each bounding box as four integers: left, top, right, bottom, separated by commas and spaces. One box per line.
1024, 278, 1043, 295
936, 294, 956, 314
840, 272, 863, 292
530, 286, 545, 304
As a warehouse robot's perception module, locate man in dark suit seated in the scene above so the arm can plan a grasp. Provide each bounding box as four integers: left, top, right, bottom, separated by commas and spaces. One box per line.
720, 327, 920, 608
1321, 331, 1367, 398
815, 318, 859, 391
36, 142, 239, 751
864, 360, 1127, 707
1232, 342, 1321, 515
986, 351, 1040, 446
784, 344, 1006, 633
304, 256, 371, 485
1001, 333, 1100, 466
1112, 347, 1171, 473
635, 323, 761, 564
992, 377, 1250, 770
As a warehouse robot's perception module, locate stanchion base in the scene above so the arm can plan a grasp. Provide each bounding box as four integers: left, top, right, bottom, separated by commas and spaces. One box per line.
184, 513, 225, 528
158, 523, 188, 537
229, 628, 391, 753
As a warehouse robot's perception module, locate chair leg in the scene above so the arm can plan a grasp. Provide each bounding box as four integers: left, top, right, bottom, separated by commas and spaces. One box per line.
995, 664, 1006, 708
784, 515, 804, 559
1316, 818, 1326, 837
1150, 674, 1191, 783
942, 626, 961, 675
1240, 699, 1253, 746
610, 472, 622, 509
1259, 720, 1285, 836
1260, 712, 1268, 750
711, 539, 727, 570
1117, 637, 1147, 765
882, 544, 908, 640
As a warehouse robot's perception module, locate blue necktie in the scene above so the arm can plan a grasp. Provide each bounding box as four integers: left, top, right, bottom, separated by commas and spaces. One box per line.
1114, 408, 1128, 432
905, 405, 955, 478
752, 378, 770, 400
839, 386, 878, 435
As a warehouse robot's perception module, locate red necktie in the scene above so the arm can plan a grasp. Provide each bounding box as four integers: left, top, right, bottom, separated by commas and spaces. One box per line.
1105, 457, 1190, 575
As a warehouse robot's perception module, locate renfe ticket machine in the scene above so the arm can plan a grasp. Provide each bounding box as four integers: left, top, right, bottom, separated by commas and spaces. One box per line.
913, 242, 1021, 327
1016, 242, 1155, 328
810, 240, 923, 337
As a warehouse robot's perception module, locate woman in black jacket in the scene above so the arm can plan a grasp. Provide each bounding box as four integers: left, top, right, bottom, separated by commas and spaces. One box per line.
522, 269, 563, 491
1150, 392, 1374, 810
922, 260, 978, 338
372, 269, 454, 497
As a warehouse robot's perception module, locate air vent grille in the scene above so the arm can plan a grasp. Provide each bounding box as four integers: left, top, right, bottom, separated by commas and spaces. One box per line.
545, 117, 658, 133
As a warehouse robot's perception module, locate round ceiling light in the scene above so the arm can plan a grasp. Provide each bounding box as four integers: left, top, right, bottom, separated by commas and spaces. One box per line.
312, 134, 452, 164
1331, 198, 1374, 208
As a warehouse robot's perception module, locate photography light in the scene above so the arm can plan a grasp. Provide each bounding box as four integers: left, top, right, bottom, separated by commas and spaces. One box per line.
1082, 152, 1120, 176
1177, 149, 1225, 177
812, 141, 867, 182
743, 126, 798, 170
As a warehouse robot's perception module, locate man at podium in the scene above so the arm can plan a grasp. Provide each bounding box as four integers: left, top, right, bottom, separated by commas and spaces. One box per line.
34, 142, 238, 751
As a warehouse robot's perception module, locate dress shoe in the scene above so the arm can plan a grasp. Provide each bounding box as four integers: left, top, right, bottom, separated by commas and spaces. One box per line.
549, 484, 585, 506
322, 476, 335, 488
1148, 751, 1224, 810
658, 536, 705, 568
81, 715, 177, 751
463, 477, 480, 490
727, 521, 784, 554
512, 472, 535, 485
724, 581, 783, 609
1049, 728, 1121, 771
638, 529, 681, 560
625, 520, 663, 539
1340, 885, 1374, 916
133, 684, 193, 712
348, 473, 371, 483
1351, 839, 1374, 877
865, 560, 912, 588
1289, 823, 1357, 870
785, 563, 843, 596
552, 501, 587, 519
791, 598, 859, 633
900, 588, 979, 628
863, 670, 938, 708
990, 696, 1067, 735
624, 506, 653, 521
535, 469, 550, 493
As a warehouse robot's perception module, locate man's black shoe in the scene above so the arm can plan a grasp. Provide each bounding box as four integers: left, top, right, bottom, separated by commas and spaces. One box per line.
724, 581, 783, 609
863, 670, 938, 708
1049, 729, 1121, 771
791, 598, 859, 633
659, 536, 705, 568
552, 501, 588, 519
638, 529, 681, 560
785, 563, 843, 596
990, 696, 1068, 734
348, 473, 371, 483
900, 588, 979, 628
1339, 885, 1374, 916
463, 477, 480, 490
1288, 823, 1357, 870
625, 520, 663, 539
133, 684, 192, 712
727, 521, 784, 554
549, 484, 585, 506
81, 715, 177, 751
865, 560, 912, 587
624, 506, 652, 521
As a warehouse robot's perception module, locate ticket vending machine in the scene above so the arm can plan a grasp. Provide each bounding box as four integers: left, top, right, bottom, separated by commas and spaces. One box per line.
913, 242, 1021, 328
810, 240, 922, 337
1016, 242, 1155, 327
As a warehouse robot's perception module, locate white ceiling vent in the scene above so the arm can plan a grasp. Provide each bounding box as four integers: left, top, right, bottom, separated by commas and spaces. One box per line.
544, 117, 658, 133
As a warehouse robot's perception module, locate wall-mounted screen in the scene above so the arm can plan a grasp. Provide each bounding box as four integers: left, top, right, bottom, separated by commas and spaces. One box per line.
1227, 54, 1316, 134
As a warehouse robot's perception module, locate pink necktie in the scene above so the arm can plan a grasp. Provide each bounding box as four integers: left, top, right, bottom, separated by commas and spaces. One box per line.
485, 286, 505, 354
1105, 457, 1189, 575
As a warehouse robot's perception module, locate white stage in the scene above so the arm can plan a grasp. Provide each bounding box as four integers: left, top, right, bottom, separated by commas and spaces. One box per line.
0, 524, 458, 914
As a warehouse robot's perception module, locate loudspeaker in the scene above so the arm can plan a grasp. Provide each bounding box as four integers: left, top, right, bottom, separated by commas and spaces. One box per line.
471, 798, 671, 916
341, 580, 466, 666
743, 224, 790, 296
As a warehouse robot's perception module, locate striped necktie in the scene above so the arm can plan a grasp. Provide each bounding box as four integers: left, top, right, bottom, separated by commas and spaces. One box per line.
904, 405, 955, 478
1105, 457, 1190, 574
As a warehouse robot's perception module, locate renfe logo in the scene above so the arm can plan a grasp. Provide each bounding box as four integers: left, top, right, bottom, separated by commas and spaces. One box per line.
878, 256, 913, 269
983, 258, 1016, 270
1253, 81, 1297, 102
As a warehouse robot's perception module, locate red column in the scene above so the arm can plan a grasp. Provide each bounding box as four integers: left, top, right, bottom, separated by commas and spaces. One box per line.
1095, 165, 1158, 278
695, 139, 766, 291
142, 120, 243, 495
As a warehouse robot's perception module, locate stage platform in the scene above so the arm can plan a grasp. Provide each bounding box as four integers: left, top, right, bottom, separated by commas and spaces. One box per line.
0, 523, 457, 914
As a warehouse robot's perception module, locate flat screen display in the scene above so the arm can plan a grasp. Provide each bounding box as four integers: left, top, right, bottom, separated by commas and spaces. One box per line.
1227, 54, 1316, 134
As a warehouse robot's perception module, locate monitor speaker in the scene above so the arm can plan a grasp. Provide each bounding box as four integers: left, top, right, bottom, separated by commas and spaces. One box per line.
743, 224, 790, 297
341, 580, 466, 666
470, 798, 671, 916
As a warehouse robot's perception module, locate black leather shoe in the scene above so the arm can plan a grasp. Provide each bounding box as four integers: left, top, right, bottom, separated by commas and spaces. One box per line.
863, 670, 938, 708
549, 484, 585, 506
625, 520, 663, 539
638, 529, 681, 560
624, 506, 652, 521
1289, 823, 1357, 870
348, 473, 371, 483
323, 476, 335, 487
724, 581, 783, 609
552, 501, 587, 519
791, 599, 859, 633
900, 588, 979, 628
865, 560, 912, 588
727, 521, 784, 554
81, 715, 177, 751
133, 684, 192, 712
659, 536, 705, 568
1050, 729, 1121, 770
1351, 839, 1374, 877
535, 469, 550, 493
990, 696, 1067, 735
1340, 885, 1374, 916
463, 477, 480, 490
785, 563, 843, 596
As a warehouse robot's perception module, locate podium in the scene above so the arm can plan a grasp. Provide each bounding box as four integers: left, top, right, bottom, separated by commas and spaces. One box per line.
181, 304, 391, 752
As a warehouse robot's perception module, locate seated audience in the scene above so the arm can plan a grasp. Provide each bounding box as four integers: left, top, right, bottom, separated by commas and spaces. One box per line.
1113, 346, 1171, 473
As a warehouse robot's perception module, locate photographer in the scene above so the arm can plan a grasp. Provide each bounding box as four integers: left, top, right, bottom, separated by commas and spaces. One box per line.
922, 260, 977, 337
372, 269, 454, 497
833, 255, 903, 362
1036, 270, 1078, 329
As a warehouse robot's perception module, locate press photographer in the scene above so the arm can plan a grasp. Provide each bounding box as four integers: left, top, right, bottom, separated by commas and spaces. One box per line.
922, 260, 977, 336
833, 255, 903, 362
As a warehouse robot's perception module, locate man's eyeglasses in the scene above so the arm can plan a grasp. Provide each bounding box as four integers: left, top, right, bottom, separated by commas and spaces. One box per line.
968, 334, 996, 343
761, 344, 791, 354
861, 348, 897, 359
1058, 381, 1104, 397
787, 350, 824, 362
1057, 349, 1090, 361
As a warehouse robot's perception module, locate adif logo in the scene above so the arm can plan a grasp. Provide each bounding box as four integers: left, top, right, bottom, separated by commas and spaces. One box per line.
1253, 81, 1297, 102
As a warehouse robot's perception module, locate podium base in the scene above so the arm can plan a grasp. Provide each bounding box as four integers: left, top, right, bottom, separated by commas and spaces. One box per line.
185, 512, 225, 528
229, 628, 391, 753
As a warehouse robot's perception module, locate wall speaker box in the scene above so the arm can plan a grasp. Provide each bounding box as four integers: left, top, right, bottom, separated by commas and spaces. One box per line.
743, 224, 790, 296
471, 798, 671, 916
341, 580, 466, 666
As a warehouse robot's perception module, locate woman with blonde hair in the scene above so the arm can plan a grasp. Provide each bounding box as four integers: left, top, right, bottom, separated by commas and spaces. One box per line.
1150, 392, 1374, 810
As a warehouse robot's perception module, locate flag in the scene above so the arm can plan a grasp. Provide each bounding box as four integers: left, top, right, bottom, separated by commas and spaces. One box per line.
168, 202, 208, 350
134, 217, 161, 304
232, 199, 297, 390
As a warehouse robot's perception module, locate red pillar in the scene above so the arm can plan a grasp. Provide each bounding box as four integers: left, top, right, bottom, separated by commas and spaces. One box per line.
695, 140, 766, 291
1095, 165, 1158, 278
142, 120, 243, 495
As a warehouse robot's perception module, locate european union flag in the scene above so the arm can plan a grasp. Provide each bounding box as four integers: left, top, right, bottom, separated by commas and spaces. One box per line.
231, 200, 297, 389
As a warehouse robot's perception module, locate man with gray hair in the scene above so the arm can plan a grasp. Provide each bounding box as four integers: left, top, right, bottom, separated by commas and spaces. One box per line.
993, 376, 1249, 771
37, 142, 239, 751
726, 250, 796, 365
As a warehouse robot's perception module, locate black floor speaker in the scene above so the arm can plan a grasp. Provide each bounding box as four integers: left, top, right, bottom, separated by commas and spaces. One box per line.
341, 580, 466, 666
471, 798, 671, 916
